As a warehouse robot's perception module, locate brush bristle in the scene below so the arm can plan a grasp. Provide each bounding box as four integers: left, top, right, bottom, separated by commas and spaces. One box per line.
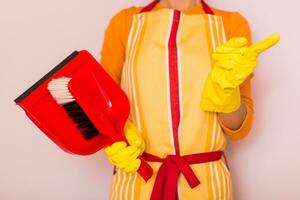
48, 77, 100, 140
64, 101, 99, 140
47, 77, 75, 105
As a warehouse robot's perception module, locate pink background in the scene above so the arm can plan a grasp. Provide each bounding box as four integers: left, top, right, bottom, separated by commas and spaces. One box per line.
1, 0, 299, 199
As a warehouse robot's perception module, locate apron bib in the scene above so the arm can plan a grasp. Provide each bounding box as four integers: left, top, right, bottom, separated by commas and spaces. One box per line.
111, 1, 233, 199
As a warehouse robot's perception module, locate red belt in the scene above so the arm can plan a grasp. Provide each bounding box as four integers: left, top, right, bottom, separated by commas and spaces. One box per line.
142, 151, 223, 200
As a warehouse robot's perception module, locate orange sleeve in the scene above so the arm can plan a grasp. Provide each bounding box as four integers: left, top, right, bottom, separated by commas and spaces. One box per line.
217, 12, 255, 140
100, 7, 140, 84
100, 9, 127, 84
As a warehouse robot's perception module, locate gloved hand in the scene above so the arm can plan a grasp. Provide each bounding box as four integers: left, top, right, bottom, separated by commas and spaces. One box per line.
104, 120, 146, 173
200, 33, 280, 113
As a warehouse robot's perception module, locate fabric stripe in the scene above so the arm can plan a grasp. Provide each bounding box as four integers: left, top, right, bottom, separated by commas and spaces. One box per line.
123, 14, 137, 92
130, 14, 145, 125
110, 171, 117, 200
207, 14, 222, 200
165, 11, 176, 154
214, 162, 221, 199
220, 17, 227, 43
208, 15, 216, 51
220, 161, 231, 200
209, 15, 218, 151
126, 15, 137, 60
131, 173, 138, 200
128, 13, 147, 199
129, 11, 148, 199
216, 17, 226, 150
209, 113, 217, 151
215, 117, 222, 149
216, 162, 225, 199
217, 18, 229, 199
124, 173, 132, 200
205, 114, 214, 198
122, 14, 140, 121
213, 15, 221, 46
176, 11, 183, 200
131, 12, 150, 137
217, 17, 223, 45
213, 15, 224, 199
119, 171, 127, 200
212, 16, 220, 47
125, 15, 136, 120
219, 163, 227, 200
114, 169, 122, 200
167, 10, 182, 155
205, 113, 214, 151
205, 14, 217, 200
209, 162, 217, 200
177, 9, 184, 156
126, 15, 139, 107
203, 15, 214, 57
206, 164, 213, 199
120, 15, 140, 199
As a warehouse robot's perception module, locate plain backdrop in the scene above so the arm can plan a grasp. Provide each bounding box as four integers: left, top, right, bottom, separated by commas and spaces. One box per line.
1, 0, 299, 199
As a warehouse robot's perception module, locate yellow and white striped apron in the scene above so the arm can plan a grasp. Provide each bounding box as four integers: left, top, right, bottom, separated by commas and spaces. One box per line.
109, 1, 233, 199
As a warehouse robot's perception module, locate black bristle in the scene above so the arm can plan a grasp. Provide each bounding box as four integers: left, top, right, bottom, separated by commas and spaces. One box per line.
76, 121, 93, 129
81, 127, 99, 140
67, 109, 86, 117
62, 101, 100, 140
64, 101, 81, 110
71, 114, 90, 124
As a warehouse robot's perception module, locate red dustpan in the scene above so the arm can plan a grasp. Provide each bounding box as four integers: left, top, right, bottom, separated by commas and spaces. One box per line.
15, 51, 108, 155
15, 50, 153, 181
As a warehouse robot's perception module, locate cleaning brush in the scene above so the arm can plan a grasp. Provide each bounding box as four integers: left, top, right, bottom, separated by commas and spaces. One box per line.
48, 77, 99, 140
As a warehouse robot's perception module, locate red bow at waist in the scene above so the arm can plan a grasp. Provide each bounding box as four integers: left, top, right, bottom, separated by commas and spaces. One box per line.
142, 151, 223, 200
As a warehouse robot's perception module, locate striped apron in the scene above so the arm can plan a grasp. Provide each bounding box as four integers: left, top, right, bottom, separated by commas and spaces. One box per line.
110, 0, 233, 199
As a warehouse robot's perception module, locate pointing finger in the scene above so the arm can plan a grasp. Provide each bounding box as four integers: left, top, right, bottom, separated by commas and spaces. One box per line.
249, 33, 280, 54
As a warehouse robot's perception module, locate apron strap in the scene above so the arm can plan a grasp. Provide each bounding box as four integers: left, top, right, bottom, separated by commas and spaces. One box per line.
140, 0, 160, 13
201, 0, 214, 14
140, 0, 214, 14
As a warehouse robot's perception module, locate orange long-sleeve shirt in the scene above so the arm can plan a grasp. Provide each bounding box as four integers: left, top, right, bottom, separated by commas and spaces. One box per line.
100, 2, 254, 140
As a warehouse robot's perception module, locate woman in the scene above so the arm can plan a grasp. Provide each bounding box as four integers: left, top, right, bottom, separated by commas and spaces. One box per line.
100, 0, 279, 199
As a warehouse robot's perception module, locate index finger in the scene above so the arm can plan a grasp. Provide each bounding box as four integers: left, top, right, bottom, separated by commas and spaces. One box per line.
249, 33, 280, 54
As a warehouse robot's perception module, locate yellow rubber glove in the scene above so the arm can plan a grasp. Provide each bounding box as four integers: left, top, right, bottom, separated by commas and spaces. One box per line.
104, 120, 145, 173
200, 34, 280, 113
